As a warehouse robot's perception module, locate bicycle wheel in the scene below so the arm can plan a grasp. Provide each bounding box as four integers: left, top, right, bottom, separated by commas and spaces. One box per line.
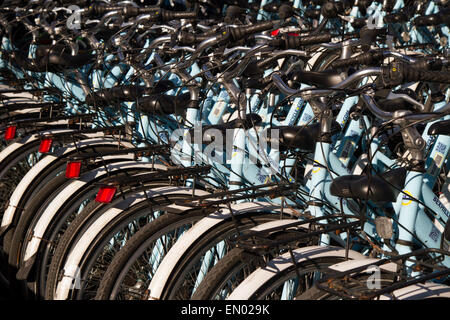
149, 205, 299, 300
44, 196, 121, 300
0, 128, 98, 217
296, 275, 395, 300
0, 136, 135, 249
6, 150, 140, 259
191, 217, 326, 300
46, 187, 210, 300
14, 164, 167, 297
227, 246, 366, 300
34, 178, 173, 298
95, 209, 211, 300
0, 138, 44, 216
190, 247, 261, 300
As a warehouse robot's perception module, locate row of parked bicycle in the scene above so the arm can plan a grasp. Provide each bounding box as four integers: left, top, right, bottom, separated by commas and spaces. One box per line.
0, 0, 449, 300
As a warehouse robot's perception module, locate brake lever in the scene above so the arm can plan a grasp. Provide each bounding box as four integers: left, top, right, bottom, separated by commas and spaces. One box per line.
148, 24, 177, 32
338, 14, 355, 23
68, 41, 79, 56
385, 91, 425, 111
117, 1, 140, 7
93, 11, 124, 31
222, 56, 253, 81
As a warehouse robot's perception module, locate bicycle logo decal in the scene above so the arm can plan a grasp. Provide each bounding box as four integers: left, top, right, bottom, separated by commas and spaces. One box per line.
402, 190, 413, 206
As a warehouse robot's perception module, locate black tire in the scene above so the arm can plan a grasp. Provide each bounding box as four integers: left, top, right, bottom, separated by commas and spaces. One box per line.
190, 247, 255, 300
44, 198, 108, 300
1, 141, 133, 254
242, 256, 347, 300
191, 226, 321, 300
158, 211, 293, 300
296, 273, 395, 300
45, 190, 201, 300
0, 139, 43, 218
17, 172, 169, 299
8, 173, 69, 267
95, 211, 207, 300
9, 160, 152, 269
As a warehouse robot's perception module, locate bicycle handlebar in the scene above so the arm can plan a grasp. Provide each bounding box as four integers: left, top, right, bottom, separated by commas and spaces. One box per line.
88, 4, 198, 21
381, 62, 450, 87
273, 62, 450, 110
331, 50, 424, 69
331, 50, 384, 68
271, 68, 384, 96
413, 9, 450, 26
269, 33, 332, 49
362, 93, 450, 123
228, 21, 276, 42
384, 12, 409, 24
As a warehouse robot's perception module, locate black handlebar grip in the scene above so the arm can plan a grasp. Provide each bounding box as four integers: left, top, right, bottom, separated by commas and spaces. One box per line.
408, 59, 444, 72
360, 26, 387, 51
413, 13, 442, 26
413, 9, 450, 26
177, 32, 212, 45
228, 21, 274, 42
89, 5, 197, 20
278, 4, 295, 19
262, 3, 279, 13
304, 9, 321, 19
384, 12, 409, 23
351, 17, 367, 29
292, 33, 332, 46
382, 62, 450, 86
160, 9, 197, 21
403, 67, 450, 84
331, 50, 383, 68
243, 21, 275, 34
87, 4, 123, 16
269, 33, 332, 49
409, 60, 431, 71
122, 6, 141, 17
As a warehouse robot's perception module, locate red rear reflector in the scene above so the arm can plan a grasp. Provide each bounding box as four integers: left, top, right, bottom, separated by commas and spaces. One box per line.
5, 126, 16, 140
65, 161, 82, 179
271, 29, 280, 36
95, 186, 117, 203
288, 32, 299, 36
39, 138, 53, 153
